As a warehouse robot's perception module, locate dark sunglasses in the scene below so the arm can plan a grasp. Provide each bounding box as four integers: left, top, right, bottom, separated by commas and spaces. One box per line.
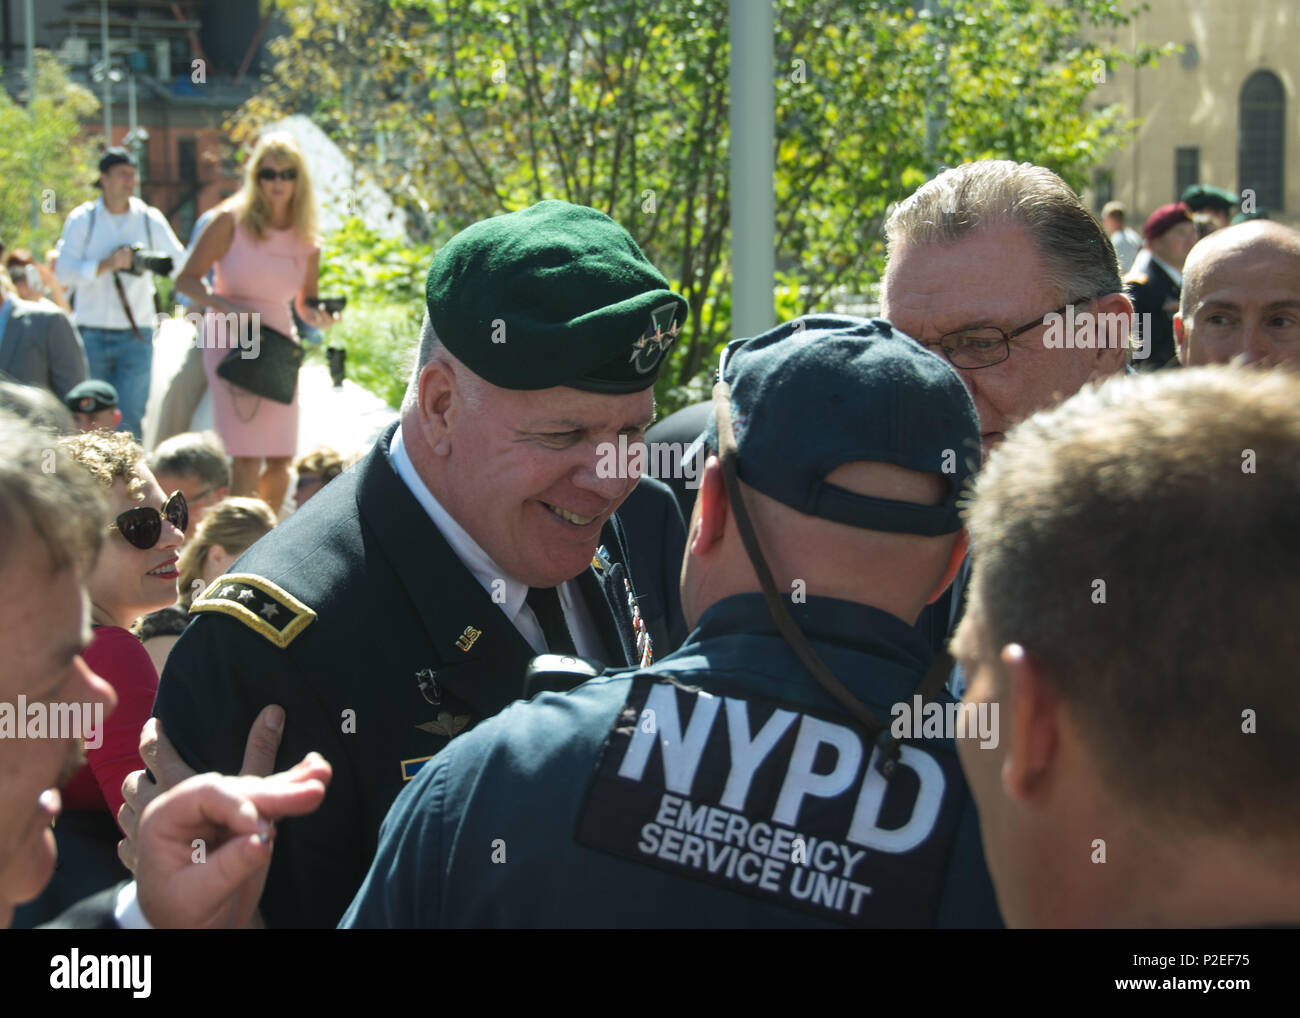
111, 491, 188, 550
258, 167, 298, 182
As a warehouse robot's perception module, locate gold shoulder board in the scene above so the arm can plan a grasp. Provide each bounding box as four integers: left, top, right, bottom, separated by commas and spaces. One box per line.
190, 572, 317, 649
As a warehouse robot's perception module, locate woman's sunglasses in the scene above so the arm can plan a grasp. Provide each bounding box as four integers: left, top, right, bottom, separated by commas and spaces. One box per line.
258, 167, 298, 182
111, 491, 188, 550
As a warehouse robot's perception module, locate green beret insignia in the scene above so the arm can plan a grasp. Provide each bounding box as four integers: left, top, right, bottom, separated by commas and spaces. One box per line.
190, 573, 316, 649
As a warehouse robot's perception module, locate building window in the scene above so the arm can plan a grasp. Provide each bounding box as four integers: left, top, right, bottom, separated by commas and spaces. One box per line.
1093, 169, 1114, 212
1175, 147, 1199, 201
178, 138, 197, 185
1239, 70, 1285, 211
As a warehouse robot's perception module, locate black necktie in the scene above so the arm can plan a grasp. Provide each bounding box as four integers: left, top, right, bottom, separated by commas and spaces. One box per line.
525, 584, 577, 656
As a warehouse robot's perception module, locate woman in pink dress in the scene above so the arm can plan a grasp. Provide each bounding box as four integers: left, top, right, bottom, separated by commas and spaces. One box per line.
176, 132, 338, 514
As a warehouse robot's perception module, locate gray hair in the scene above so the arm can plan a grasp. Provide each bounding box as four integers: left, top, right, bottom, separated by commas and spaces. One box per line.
884, 160, 1122, 306
0, 409, 107, 575
0, 379, 75, 436
148, 431, 230, 489
400, 313, 487, 415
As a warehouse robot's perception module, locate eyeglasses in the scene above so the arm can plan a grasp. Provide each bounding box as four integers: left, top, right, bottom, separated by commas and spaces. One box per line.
257, 167, 298, 182
927, 296, 1097, 369
110, 491, 188, 550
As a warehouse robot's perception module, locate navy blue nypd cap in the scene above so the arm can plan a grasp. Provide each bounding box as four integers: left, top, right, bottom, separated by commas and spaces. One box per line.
706, 315, 981, 536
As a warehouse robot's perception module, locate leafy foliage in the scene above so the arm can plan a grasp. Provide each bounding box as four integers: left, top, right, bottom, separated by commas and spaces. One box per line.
244, 0, 1161, 414
0, 52, 100, 255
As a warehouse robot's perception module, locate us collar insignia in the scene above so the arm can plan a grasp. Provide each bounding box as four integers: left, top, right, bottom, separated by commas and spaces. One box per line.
416, 712, 471, 739
630, 302, 681, 374
625, 577, 654, 667
455, 626, 482, 652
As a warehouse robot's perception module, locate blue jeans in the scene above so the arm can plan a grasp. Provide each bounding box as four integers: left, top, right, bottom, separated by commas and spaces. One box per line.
79, 326, 153, 440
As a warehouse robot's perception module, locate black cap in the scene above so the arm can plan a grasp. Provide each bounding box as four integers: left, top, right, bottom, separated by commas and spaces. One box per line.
64, 380, 119, 413
707, 315, 981, 536
425, 201, 687, 393
94, 147, 137, 187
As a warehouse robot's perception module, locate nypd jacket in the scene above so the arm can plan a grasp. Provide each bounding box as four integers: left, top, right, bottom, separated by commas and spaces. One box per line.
339, 593, 1003, 928
153, 422, 661, 928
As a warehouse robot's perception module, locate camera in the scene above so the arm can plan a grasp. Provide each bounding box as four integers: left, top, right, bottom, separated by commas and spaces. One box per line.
306, 296, 347, 314
123, 243, 174, 276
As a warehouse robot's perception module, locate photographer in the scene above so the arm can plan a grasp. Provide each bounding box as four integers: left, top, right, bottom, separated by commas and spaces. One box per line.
54, 147, 185, 441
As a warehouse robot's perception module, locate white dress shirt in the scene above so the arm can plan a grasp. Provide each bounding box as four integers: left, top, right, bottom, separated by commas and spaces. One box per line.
54, 196, 185, 330
389, 425, 602, 658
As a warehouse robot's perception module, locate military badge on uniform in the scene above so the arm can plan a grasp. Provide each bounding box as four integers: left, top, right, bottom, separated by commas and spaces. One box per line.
630, 302, 681, 374
190, 573, 316, 649
415, 712, 471, 739
625, 577, 654, 667
455, 626, 482, 652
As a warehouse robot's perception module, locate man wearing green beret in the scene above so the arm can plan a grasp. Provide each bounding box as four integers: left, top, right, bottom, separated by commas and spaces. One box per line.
1180, 184, 1239, 232
130, 201, 689, 928
340, 316, 1000, 928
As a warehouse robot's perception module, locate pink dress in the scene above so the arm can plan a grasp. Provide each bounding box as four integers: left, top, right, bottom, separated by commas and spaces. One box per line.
202, 221, 318, 457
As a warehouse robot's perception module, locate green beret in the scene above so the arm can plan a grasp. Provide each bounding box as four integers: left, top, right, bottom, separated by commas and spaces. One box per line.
425, 200, 688, 393
1180, 184, 1238, 212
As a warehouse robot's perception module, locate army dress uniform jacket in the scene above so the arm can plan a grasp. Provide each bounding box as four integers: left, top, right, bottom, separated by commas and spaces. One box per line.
1126, 250, 1181, 370
339, 593, 1003, 928
154, 422, 660, 929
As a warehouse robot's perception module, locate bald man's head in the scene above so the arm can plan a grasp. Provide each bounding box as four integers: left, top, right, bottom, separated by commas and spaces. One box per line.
1176, 221, 1300, 368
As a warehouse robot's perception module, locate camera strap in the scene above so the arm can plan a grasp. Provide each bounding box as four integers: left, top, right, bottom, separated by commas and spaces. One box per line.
112, 271, 147, 342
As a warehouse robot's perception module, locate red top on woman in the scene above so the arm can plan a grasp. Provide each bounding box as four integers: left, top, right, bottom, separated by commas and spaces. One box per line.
62, 625, 159, 823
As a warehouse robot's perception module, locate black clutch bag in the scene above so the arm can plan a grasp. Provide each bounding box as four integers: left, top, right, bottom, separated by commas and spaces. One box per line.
215, 323, 303, 404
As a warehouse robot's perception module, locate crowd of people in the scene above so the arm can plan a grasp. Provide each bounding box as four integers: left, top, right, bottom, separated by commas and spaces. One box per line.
1, 152, 1298, 932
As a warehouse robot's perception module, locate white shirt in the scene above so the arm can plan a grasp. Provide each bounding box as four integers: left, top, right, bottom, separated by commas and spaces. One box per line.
54, 196, 185, 330
1109, 227, 1141, 275
389, 425, 602, 658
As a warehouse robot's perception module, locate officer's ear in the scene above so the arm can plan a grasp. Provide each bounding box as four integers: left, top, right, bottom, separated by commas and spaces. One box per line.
1090, 291, 1130, 377
925, 528, 969, 605
417, 360, 456, 455
1173, 312, 1189, 365
689, 454, 728, 555
999, 643, 1061, 805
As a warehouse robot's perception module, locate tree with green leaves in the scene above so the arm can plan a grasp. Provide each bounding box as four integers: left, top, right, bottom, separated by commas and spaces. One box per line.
0, 52, 99, 257
245, 0, 1162, 413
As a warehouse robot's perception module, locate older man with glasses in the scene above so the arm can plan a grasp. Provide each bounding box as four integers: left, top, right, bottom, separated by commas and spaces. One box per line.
879, 159, 1131, 694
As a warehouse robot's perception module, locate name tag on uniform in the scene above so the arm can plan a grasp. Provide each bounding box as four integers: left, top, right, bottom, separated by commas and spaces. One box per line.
574, 676, 963, 927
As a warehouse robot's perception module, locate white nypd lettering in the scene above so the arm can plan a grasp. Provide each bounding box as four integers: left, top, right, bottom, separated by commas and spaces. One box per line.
579, 678, 960, 925
772, 715, 863, 827
617, 683, 719, 794
721, 697, 797, 811
49, 950, 151, 998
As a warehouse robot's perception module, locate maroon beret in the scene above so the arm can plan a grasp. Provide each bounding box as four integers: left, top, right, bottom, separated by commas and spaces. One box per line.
1142, 202, 1194, 242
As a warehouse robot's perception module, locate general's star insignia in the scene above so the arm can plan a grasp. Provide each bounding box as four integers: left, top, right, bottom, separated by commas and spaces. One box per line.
190, 573, 316, 649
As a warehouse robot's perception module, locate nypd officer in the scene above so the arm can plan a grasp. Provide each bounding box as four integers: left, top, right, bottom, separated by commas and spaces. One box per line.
131, 200, 688, 928
341, 316, 1002, 928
